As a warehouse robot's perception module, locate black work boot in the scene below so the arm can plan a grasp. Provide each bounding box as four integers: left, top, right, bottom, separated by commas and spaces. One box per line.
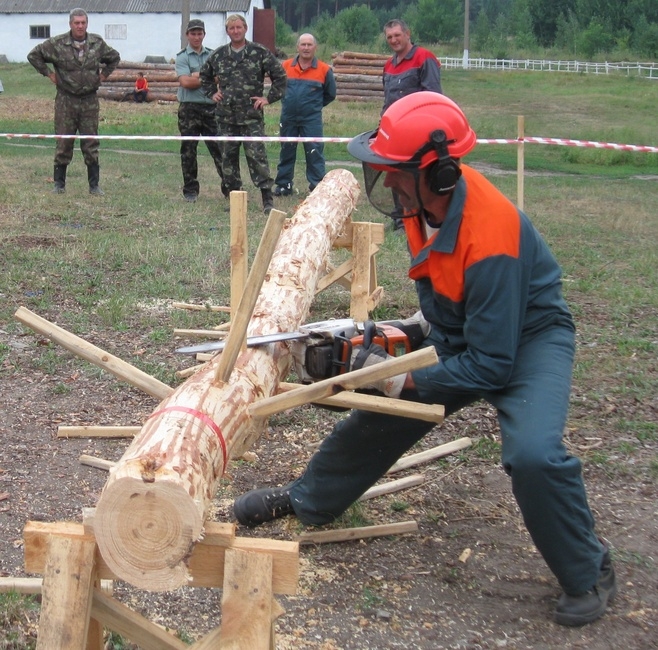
261, 188, 274, 215
87, 163, 104, 196
554, 541, 617, 626
233, 486, 294, 527
53, 164, 67, 193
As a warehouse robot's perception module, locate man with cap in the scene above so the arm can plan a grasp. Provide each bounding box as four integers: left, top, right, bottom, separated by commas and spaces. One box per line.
176, 18, 227, 203
231, 92, 617, 628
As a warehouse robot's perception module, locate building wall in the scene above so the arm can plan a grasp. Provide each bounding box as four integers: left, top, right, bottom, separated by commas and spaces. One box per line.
0, 11, 257, 63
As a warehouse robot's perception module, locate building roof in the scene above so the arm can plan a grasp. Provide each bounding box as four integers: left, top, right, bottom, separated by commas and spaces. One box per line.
0, 0, 251, 13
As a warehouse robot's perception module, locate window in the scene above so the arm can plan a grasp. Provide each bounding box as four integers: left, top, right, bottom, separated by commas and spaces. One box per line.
30, 25, 51, 39
105, 24, 127, 40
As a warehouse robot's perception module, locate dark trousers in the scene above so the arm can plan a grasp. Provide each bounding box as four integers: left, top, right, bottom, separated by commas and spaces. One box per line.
219, 120, 272, 192
289, 326, 604, 595
178, 102, 225, 196
275, 116, 325, 191
53, 91, 99, 166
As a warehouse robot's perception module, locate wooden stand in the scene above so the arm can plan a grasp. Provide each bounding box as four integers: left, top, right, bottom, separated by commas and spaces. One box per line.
24, 520, 299, 649
318, 221, 385, 320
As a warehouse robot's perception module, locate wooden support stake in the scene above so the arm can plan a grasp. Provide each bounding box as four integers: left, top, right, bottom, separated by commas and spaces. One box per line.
215, 209, 288, 385
36, 535, 96, 650
350, 223, 381, 320
386, 437, 472, 474
294, 520, 418, 545
0, 577, 113, 595
279, 382, 444, 423
250, 347, 438, 418
229, 191, 249, 322
58, 425, 139, 438
213, 549, 274, 650
172, 302, 231, 313
359, 474, 426, 501
80, 455, 115, 471
14, 307, 173, 400
91, 589, 187, 650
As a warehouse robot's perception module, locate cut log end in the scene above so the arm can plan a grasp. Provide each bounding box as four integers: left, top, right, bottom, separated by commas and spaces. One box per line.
94, 477, 202, 591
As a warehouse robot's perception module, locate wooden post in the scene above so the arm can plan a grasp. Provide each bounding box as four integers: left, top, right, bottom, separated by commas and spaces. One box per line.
25, 522, 298, 648
36, 535, 97, 650
229, 191, 248, 323
517, 115, 525, 210
14, 307, 173, 400
215, 208, 288, 384
350, 222, 373, 321
216, 549, 274, 650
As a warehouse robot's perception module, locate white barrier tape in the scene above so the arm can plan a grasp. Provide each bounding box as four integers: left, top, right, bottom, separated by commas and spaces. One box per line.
1, 133, 656, 153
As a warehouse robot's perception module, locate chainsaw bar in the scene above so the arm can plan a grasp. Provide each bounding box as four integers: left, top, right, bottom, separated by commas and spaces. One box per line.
175, 331, 310, 355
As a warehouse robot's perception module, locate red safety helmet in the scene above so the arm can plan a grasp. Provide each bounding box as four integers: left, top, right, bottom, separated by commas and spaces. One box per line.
348, 92, 477, 170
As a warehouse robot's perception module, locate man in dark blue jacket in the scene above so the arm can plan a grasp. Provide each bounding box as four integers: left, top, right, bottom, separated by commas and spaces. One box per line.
273, 34, 336, 196
233, 92, 617, 629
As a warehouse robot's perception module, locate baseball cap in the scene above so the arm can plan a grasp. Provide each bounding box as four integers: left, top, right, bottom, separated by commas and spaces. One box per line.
186, 19, 205, 32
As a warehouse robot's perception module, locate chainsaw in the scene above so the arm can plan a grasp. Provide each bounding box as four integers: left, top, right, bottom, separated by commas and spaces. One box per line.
175, 313, 430, 384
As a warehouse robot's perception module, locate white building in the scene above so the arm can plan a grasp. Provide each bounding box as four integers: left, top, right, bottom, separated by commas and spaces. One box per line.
0, 0, 275, 63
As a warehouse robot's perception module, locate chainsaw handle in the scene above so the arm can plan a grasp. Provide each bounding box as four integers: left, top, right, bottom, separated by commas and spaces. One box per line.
362, 320, 376, 349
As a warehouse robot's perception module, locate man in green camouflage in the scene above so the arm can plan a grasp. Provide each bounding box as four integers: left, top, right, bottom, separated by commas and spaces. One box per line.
27, 8, 120, 195
200, 14, 286, 214
176, 19, 228, 203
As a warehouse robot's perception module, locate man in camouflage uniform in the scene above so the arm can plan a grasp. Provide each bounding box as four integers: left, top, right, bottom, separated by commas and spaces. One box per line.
176, 19, 227, 203
200, 14, 286, 214
27, 8, 120, 195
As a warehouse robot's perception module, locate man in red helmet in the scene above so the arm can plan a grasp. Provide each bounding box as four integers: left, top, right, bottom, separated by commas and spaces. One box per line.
233, 92, 616, 627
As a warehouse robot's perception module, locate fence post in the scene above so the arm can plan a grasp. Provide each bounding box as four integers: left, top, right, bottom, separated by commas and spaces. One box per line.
517, 115, 525, 211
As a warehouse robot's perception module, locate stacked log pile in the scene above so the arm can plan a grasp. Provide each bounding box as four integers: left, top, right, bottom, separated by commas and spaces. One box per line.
99, 61, 179, 103
332, 51, 387, 103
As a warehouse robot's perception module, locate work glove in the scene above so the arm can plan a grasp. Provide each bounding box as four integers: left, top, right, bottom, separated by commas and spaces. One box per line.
382, 310, 431, 350
349, 343, 406, 398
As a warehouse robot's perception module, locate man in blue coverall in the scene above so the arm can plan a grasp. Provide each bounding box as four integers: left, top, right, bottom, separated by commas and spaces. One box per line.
233, 92, 617, 627
273, 33, 336, 196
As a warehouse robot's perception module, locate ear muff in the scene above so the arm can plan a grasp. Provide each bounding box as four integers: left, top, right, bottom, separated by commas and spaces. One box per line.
424, 130, 461, 195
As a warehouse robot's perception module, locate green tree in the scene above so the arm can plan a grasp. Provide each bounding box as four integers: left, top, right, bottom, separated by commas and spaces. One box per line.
510, 0, 537, 48
405, 0, 463, 42
529, 0, 576, 46
337, 5, 380, 45
577, 19, 616, 56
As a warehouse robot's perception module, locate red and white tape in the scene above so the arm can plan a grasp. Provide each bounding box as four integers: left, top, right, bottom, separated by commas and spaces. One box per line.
1, 132, 656, 153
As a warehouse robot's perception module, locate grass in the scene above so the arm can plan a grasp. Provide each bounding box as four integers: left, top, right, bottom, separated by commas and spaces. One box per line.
1, 61, 655, 421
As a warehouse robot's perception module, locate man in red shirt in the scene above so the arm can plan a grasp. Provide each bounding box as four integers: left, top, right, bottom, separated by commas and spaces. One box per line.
383, 19, 443, 230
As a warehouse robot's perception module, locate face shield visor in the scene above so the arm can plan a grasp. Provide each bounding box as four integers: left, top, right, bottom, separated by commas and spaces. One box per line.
362, 163, 424, 220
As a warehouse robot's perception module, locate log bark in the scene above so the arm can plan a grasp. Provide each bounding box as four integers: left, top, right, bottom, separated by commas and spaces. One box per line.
93, 169, 360, 591
105, 71, 179, 83
334, 51, 390, 62
117, 61, 175, 71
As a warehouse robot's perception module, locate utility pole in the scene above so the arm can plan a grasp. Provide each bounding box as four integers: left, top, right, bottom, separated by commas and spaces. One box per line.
181, 0, 191, 50
463, 0, 470, 69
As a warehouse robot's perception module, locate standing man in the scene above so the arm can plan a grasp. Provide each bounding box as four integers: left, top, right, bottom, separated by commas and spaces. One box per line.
27, 8, 120, 195
200, 14, 287, 215
176, 19, 227, 203
273, 33, 336, 197
233, 93, 617, 628
382, 19, 442, 229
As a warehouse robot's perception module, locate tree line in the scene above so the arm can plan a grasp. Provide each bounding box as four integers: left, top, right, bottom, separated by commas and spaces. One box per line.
273, 0, 658, 59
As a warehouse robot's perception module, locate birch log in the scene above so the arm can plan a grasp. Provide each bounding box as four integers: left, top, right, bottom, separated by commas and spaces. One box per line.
93, 169, 360, 591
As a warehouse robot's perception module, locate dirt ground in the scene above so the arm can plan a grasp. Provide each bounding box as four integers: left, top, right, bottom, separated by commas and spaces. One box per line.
1, 301, 657, 650
0, 278, 656, 648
